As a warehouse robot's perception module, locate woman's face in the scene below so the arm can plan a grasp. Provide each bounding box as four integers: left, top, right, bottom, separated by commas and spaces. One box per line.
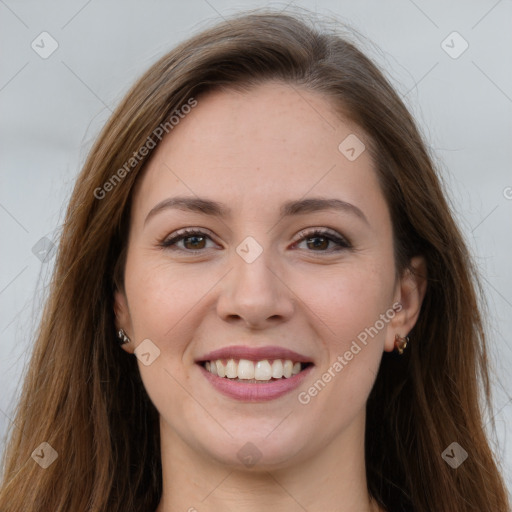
115, 82, 424, 470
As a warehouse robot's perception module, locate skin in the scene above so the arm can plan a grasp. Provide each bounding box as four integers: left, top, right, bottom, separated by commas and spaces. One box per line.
114, 82, 427, 512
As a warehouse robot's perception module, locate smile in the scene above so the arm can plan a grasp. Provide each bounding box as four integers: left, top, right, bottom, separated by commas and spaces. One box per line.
195, 345, 314, 401
203, 358, 309, 381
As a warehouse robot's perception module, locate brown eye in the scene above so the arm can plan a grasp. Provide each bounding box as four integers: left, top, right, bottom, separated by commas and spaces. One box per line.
305, 235, 330, 251
160, 229, 216, 252
182, 235, 207, 250
295, 228, 351, 252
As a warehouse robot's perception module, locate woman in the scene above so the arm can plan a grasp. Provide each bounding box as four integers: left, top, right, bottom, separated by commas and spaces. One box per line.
0, 9, 509, 512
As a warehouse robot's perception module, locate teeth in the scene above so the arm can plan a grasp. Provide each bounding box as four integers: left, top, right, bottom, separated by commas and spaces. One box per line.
215, 360, 225, 377
271, 359, 283, 378
238, 359, 255, 379
283, 360, 293, 378
204, 358, 306, 381
225, 359, 237, 378
254, 360, 272, 380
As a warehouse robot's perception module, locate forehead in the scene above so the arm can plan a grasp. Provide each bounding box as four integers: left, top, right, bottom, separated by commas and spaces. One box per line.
130, 82, 385, 226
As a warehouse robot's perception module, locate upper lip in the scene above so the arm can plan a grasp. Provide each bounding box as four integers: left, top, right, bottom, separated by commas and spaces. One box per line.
196, 345, 313, 364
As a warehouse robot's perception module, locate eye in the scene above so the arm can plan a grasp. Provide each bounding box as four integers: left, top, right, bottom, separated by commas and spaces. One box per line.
293, 228, 351, 252
159, 228, 218, 252
159, 227, 351, 254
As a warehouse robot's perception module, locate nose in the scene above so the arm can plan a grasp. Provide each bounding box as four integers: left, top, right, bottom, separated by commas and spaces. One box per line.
216, 246, 295, 329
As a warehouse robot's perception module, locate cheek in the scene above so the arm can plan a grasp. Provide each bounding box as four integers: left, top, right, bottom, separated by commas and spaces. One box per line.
293, 261, 394, 420
123, 258, 205, 418
124, 256, 209, 342
295, 259, 395, 345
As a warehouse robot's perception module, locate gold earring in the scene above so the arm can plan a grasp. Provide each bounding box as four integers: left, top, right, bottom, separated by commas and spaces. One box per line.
394, 334, 409, 355
117, 329, 130, 345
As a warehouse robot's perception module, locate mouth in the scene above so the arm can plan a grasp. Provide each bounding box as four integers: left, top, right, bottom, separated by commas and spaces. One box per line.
200, 358, 313, 382
195, 346, 314, 401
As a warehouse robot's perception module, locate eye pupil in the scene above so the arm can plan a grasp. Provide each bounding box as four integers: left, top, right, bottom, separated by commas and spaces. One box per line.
184, 235, 206, 250
307, 236, 329, 250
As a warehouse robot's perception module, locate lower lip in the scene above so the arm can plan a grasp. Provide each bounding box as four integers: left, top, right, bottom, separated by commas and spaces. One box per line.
198, 363, 314, 402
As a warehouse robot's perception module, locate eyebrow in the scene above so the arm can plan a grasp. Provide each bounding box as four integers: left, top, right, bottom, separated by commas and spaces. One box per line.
144, 196, 369, 226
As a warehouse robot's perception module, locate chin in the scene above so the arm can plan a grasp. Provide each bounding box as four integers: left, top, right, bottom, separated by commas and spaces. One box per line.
194, 423, 312, 471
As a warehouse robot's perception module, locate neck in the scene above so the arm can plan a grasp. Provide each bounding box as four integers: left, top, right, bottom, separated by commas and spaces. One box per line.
155, 413, 381, 512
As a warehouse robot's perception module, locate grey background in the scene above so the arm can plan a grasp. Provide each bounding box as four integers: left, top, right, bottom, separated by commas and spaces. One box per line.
1, 0, 511, 496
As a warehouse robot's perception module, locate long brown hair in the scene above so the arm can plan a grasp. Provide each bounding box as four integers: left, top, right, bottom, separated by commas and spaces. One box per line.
0, 9, 509, 512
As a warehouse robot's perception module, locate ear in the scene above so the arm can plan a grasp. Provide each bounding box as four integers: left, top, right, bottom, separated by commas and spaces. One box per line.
114, 288, 134, 354
384, 256, 428, 352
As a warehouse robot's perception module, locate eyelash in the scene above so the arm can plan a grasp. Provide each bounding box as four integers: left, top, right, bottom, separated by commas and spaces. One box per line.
159, 227, 351, 254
